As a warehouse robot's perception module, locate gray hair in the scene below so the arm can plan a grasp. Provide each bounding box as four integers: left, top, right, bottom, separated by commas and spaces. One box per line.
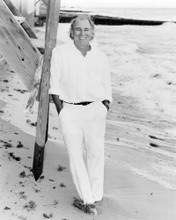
69, 14, 95, 40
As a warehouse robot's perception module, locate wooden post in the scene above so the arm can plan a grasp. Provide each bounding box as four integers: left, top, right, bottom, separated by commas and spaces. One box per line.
32, 0, 61, 181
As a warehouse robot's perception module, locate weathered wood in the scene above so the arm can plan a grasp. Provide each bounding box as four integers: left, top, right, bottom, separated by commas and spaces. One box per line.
30, 38, 45, 54
0, 0, 40, 90
3, 0, 45, 53
3, 0, 37, 39
14, 15, 25, 23
10, 0, 35, 28
20, 0, 35, 28
32, 0, 61, 181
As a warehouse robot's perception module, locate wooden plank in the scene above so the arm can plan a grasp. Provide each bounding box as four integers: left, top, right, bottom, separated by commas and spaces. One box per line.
0, 0, 40, 90
32, 0, 61, 181
4, 0, 45, 53
20, 0, 35, 28
3, 0, 37, 38
10, 0, 35, 28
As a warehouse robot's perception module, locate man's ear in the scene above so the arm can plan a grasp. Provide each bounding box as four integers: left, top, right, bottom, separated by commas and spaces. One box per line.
91, 32, 94, 40
70, 30, 74, 39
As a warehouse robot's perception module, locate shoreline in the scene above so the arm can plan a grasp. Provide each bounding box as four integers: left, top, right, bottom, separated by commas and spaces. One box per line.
35, 6, 176, 26
36, 13, 172, 26
0, 114, 176, 219
0, 65, 176, 219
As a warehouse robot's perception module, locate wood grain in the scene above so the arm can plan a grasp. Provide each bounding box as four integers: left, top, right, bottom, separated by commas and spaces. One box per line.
32, 0, 61, 181
0, 0, 39, 90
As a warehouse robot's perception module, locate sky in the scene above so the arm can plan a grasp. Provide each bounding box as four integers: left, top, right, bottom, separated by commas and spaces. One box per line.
61, 0, 176, 8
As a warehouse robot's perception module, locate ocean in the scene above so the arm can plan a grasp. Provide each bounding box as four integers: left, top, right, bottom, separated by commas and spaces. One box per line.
69, 7, 176, 22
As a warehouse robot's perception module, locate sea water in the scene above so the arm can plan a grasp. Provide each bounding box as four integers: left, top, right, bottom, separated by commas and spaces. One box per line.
81, 7, 176, 22
89, 7, 176, 21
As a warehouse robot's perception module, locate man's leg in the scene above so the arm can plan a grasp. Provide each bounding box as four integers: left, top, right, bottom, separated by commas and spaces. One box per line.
59, 103, 95, 204
63, 133, 95, 204
84, 102, 107, 202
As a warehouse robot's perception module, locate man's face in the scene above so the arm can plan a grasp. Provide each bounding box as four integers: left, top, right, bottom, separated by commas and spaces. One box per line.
72, 19, 93, 48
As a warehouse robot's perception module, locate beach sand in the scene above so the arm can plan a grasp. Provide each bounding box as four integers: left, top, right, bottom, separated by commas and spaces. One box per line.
0, 22, 176, 219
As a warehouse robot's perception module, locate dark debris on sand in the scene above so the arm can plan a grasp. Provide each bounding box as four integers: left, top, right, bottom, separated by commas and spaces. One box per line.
23, 200, 37, 211
16, 141, 24, 148
149, 143, 160, 148
57, 165, 67, 172
0, 140, 13, 148
26, 119, 37, 127
14, 88, 28, 94
43, 213, 53, 219
8, 152, 21, 161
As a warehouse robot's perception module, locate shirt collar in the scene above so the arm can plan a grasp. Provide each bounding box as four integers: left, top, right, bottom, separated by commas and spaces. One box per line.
70, 41, 93, 57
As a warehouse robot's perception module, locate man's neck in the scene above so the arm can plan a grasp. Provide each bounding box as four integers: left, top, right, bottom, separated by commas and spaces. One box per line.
74, 43, 91, 56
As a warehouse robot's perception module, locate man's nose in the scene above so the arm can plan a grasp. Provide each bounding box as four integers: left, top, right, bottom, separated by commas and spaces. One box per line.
80, 30, 85, 36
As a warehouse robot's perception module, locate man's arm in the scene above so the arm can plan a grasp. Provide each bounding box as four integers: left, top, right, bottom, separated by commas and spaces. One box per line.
51, 94, 63, 115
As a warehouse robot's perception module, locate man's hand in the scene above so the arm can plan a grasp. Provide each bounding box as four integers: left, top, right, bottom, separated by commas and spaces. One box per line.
102, 100, 110, 111
51, 95, 63, 115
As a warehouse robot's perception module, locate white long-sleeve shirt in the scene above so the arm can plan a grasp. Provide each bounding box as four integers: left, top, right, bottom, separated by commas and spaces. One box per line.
49, 42, 113, 103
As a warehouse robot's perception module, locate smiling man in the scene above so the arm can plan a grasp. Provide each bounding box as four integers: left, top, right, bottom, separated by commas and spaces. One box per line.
49, 14, 112, 215
70, 16, 94, 55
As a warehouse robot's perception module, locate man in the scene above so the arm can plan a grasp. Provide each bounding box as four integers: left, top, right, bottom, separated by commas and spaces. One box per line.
49, 14, 112, 215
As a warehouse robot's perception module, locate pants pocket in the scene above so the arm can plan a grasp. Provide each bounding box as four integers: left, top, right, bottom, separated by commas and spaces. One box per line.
59, 106, 66, 118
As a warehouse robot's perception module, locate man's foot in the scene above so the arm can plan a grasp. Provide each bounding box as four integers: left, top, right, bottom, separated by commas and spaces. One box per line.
95, 199, 103, 204
73, 198, 97, 215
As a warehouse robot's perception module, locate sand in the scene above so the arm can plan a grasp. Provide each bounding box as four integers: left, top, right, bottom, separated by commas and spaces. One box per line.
0, 22, 176, 219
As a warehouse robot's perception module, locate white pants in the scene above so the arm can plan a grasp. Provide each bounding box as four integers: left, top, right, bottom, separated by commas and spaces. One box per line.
59, 101, 107, 204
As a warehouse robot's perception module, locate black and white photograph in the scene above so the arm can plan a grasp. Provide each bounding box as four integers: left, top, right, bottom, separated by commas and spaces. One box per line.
0, 0, 176, 219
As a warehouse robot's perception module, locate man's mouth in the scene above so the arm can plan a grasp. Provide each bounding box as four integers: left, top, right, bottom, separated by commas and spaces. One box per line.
79, 37, 86, 40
